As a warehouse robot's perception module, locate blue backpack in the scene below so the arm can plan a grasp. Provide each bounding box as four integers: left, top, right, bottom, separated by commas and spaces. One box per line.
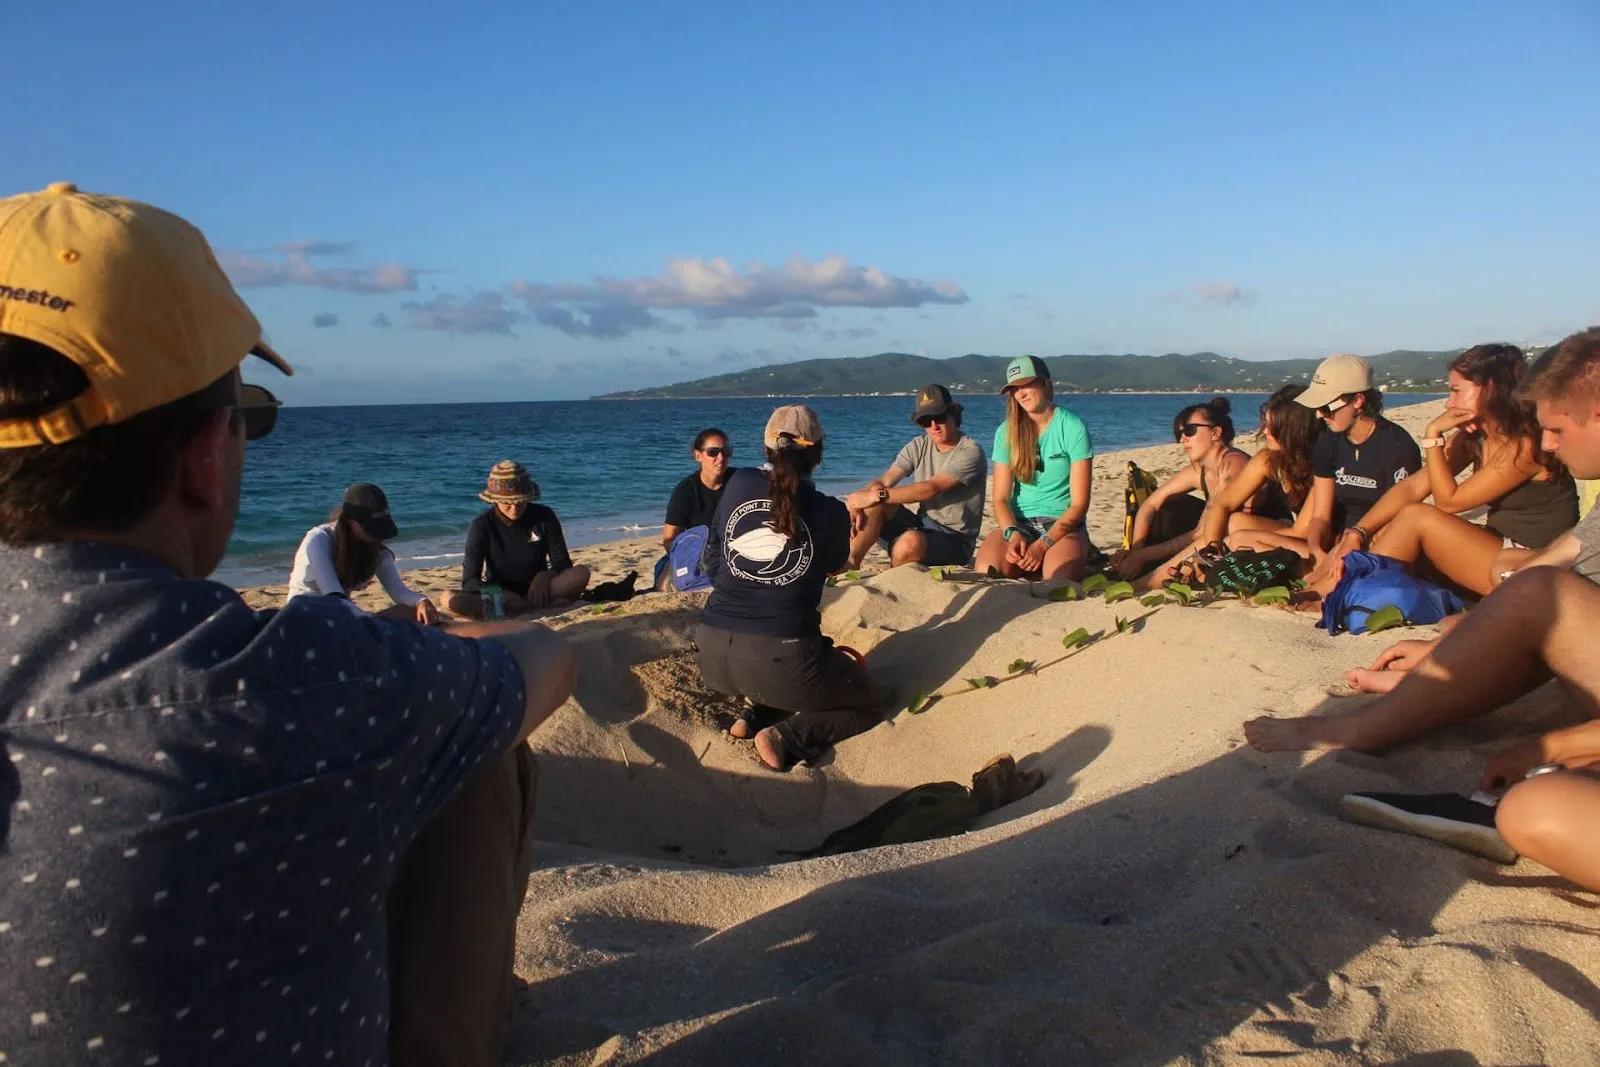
665, 525, 713, 592
1317, 551, 1464, 635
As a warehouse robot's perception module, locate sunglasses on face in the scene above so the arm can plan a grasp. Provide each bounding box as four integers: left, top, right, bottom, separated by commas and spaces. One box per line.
1176, 422, 1214, 440
1316, 397, 1349, 419
233, 383, 280, 441
917, 413, 953, 428
701, 446, 731, 458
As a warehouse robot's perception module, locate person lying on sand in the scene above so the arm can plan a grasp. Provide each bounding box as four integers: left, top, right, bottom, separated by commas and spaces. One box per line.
445, 460, 592, 617
655, 427, 732, 590
1109, 396, 1250, 582
1304, 345, 1575, 601
1246, 329, 1600, 758
843, 383, 987, 570
287, 482, 439, 624
0, 184, 577, 1066
974, 356, 1095, 581
696, 405, 888, 771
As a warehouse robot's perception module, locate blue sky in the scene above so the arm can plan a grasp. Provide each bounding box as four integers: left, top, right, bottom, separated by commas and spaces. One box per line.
8, 0, 1598, 404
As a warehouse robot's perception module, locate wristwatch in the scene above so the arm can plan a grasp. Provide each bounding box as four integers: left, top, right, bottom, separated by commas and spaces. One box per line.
876, 485, 890, 504
1418, 437, 1446, 449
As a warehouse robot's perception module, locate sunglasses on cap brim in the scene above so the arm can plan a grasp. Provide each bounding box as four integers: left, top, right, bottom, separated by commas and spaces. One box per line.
234, 383, 281, 441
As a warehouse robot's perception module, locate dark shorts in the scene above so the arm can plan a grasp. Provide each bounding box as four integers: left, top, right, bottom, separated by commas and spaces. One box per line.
879, 508, 975, 567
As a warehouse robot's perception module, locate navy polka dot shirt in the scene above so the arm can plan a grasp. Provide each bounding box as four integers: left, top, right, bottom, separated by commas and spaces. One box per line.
0, 542, 527, 1065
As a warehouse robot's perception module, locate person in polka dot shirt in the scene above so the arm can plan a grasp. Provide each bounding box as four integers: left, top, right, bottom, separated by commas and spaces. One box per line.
0, 184, 577, 1066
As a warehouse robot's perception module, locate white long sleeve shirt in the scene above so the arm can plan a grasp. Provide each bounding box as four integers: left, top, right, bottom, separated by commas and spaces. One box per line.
286, 523, 426, 608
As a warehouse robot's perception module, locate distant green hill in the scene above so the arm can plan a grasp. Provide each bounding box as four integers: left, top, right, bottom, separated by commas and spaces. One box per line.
594, 349, 1466, 399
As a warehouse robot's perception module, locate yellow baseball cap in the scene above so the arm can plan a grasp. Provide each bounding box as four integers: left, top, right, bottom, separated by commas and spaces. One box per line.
0, 182, 291, 449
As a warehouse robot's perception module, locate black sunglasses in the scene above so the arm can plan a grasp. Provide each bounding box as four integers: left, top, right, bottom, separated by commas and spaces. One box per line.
233, 383, 281, 441
1176, 422, 1215, 440
916, 413, 954, 428
701, 446, 731, 458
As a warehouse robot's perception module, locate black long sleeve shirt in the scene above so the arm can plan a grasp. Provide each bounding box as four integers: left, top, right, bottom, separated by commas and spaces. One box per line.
459, 505, 573, 593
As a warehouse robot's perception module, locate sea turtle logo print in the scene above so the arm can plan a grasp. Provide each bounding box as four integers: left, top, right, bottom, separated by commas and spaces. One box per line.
723, 498, 812, 585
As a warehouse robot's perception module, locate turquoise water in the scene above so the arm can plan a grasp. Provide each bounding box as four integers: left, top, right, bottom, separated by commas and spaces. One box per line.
220, 392, 1441, 587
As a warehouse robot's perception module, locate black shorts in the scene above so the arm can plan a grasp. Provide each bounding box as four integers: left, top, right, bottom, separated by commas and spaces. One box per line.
879, 508, 975, 567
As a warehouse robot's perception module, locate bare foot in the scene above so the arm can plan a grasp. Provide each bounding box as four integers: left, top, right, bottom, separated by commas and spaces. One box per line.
1342, 667, 1404, 695
1243, 714, 1350, 752
754, 727, 788, 771
728, 717, 753, 740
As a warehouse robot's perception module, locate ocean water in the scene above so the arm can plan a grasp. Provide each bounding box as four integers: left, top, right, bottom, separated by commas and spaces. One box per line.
219, 392, 1441, 588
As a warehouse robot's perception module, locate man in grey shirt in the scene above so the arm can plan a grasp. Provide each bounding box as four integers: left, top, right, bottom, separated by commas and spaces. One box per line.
845, 384, 987, 568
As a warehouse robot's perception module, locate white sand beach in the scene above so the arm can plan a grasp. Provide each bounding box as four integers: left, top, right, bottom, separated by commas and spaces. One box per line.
239, 399, 1600, 1065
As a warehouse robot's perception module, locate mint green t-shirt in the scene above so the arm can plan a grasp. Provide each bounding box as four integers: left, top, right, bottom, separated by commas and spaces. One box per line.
991, 407, 1094, 518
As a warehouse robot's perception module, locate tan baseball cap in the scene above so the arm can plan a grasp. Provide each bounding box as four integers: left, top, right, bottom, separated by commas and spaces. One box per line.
763, 404, 824, 450
0, 182, 291, 449
1295, 354, 1373, 410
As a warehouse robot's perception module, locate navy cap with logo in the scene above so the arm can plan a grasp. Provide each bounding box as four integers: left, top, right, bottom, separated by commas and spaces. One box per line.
910, 383, 957, 424
340, 482, 399, 541
1003, 355, 1051, 392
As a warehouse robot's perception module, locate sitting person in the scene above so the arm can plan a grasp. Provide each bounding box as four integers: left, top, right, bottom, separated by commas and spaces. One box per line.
1110, 396, 1251, 581
973, 356, 1094, 581
1293, 355, 1423, 577
655, 427, 732, 590
843, 383, 987, 569
695, 405, 882, 771
1244, 328, 1600, 891
287, 482, 439, 624
1142, 384, 1323, 589
445, 460, 591, 617
0, 183, 576, 1066
1307, 344, 1575, 599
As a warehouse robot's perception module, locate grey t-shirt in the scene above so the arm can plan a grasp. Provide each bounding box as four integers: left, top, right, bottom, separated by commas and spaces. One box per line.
1572, 501, 1600, 582
891, 433, 987, 539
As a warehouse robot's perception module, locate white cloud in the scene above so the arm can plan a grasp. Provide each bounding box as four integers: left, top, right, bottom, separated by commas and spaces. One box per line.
401, 292, 520, 336
508, 254, 967, 338
221, 242, 420, 294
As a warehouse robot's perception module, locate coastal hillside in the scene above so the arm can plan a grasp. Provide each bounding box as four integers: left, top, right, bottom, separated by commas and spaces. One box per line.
596, 349, 1471, 399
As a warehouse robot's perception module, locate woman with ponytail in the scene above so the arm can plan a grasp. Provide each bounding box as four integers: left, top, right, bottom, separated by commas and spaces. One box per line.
287, 483, 439, 624
974, 356, 1095, 580
696, 406, 881, 771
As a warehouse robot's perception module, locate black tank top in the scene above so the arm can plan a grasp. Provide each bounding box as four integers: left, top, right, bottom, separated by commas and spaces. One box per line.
1486, 470, 1578, 549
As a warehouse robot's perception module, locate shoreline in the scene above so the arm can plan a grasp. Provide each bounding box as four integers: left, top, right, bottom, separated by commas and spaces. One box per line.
235, 399, 1443, 610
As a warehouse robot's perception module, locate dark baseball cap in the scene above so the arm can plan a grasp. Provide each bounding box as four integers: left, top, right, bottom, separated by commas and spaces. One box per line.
341, 482, 399, 541
910, 383, 957, 424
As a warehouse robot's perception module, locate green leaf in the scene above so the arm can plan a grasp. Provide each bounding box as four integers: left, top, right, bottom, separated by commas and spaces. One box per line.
1114, 616, 1133, 634
1140, 593, 1169, 607
1006, 658, 1036, 675
1081, 573, 1109, 594
589, 603, 620, 615
844, 570, 863, 581
1047, 584, 1082, 602
1164, 582, 1193, 606
905, 690, 934, 714
1062, 627, 1092, 649
1103, 581, 1136, 604
967, 676, 996, 689
825, 575, 838, 587
1364, 605, 1407, 634
1253, 586, 1291, 606
929, 567, 946, 582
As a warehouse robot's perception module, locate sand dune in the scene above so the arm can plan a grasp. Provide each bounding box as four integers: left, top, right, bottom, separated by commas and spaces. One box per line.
238, 400, 1600, 1064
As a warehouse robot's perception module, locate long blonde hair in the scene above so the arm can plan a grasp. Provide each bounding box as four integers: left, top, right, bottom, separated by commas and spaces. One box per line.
1004, 379, 1055, 484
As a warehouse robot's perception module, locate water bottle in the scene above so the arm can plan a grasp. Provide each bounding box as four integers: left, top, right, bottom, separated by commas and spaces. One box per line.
482, 583, 504, 620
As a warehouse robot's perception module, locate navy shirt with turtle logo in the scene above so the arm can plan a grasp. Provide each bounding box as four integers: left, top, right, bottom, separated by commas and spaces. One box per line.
700, 468, 849, 639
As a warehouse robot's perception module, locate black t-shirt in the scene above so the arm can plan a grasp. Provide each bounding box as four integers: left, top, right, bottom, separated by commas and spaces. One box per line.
460, 504, 574, 592
701, 467, 850, 638
665, 471, 729, 531
1311, 417, 1422, 532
